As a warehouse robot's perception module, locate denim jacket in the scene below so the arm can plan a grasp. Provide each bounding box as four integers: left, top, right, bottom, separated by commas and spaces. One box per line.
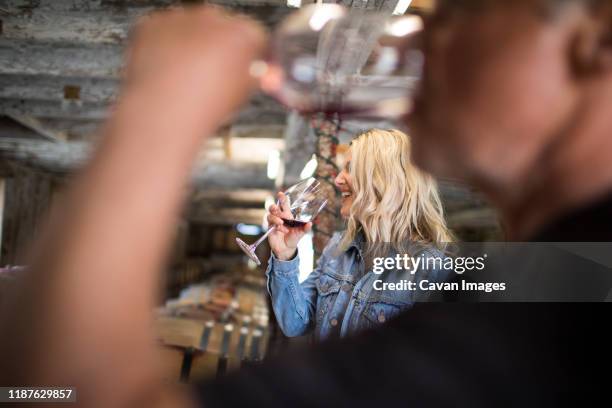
266, 233, 451, 341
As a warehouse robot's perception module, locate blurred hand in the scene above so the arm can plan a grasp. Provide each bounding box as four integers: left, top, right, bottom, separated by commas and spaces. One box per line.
267, 192, 312, 261
122, 6, 266, 130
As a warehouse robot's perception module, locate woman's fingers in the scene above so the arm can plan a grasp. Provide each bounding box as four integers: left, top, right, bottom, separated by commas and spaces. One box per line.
267, 213, 284, 227
268, 204, 292, 234
267, 214, 290, 234
277, 192, 292, 218
269, 204, 281, 217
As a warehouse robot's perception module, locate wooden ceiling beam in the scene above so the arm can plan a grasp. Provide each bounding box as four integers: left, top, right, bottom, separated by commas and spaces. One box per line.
0, 97, 286, 126
192, 188, 272, 205
0, 39, 123, 78
188, 207, 266, 226
0, 1, 291, 46
202, 137, 285, 163
22, 119, 286, 141
0, 137, 274, 189
4, 114, 67, 142
0, 138, 90, 173
0, 75, 118, 104
191, 161, 273, 190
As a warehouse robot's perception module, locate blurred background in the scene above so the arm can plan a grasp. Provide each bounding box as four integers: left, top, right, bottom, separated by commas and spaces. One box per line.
0, 0, 501, 384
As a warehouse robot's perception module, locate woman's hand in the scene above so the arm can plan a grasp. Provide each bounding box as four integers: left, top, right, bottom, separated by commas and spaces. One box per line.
267, 192, 312, 261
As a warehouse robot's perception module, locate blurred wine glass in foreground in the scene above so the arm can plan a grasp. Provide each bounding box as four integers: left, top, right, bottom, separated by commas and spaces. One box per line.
236, 177, 328, 266
251, 3, 424, 119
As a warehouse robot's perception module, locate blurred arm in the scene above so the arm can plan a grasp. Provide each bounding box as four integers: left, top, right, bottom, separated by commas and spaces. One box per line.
0, 7, 265, 407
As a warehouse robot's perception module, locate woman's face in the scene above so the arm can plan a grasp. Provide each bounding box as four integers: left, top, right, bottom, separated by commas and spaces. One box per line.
334, 150, 354, 219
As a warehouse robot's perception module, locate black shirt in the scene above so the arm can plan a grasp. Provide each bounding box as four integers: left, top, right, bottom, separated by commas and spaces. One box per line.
197, 194, 612, 407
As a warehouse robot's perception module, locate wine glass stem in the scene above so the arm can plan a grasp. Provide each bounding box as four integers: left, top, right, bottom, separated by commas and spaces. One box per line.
251, 226, 277, 249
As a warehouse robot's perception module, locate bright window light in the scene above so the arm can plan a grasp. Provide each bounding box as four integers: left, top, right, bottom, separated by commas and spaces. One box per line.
262, 211, 269, 230
309, 4, 345, 31
298, 232, 315, 283
236, 223, 262, 236
287, 0, 302, 8
300, 154, 318, 180
267, 150, 280, 180
264, 196, 276, 210
392, 0, 413, 15
387, 15, 423, 37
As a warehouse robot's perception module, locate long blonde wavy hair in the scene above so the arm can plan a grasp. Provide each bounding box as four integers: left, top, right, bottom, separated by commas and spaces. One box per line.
340, 129, 453, 253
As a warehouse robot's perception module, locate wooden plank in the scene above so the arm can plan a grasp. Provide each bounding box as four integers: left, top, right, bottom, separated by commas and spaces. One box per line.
0, 138, 274, 189
1, 0, 284, 13
27, 120, 285, 142
0, 76, 283, 121
0, 75, 119, 104
189, 207, 266, 225
5, 114, 66, 141
229, 124, 285, 139
0, 178, 4, 257
192, 189, 272, 205
0, 0, 291, 46
0, 115, 59, 141
0, 97, 287, 125
0, 98, 109, 120
191, 161, 273, 190
0, 166, 55, 265
0, 39, 123, 77
0, 138, 90, 172
35, 118, 104, 141
202, 137, 285, 163
0, 0, 174, 13
0, 8, 140, 45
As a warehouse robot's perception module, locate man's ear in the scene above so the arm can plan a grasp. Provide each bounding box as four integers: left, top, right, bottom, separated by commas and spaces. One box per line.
571, 2, 612, 77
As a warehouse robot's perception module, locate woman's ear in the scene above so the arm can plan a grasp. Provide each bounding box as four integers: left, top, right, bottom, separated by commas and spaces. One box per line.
571, 2, 612, 77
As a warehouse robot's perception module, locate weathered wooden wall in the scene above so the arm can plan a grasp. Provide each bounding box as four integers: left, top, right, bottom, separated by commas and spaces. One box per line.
0, 164, 60, 264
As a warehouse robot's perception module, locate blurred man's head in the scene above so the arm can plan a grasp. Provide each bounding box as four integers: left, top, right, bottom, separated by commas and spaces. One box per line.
408, 0, 612, 193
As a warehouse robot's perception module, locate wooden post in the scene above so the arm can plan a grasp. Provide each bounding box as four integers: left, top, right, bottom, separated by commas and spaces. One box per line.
0, 166, 54, 265
0, 178, 4, 260
312, 115, 342, 257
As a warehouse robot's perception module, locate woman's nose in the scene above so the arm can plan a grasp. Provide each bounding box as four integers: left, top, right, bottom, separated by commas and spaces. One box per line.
334, 172, 345, 188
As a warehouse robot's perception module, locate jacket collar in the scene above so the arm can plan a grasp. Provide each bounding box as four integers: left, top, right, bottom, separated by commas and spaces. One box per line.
346, 230, 365, 258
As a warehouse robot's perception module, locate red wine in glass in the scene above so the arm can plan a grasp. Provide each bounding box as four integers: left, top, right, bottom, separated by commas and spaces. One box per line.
282, 218, 308, 228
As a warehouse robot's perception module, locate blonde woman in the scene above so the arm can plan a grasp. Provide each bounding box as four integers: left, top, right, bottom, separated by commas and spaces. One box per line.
265, 129, 453, 341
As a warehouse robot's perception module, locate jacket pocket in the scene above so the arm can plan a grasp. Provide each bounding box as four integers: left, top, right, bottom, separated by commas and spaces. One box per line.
362, 294, 412, 327
315, 274, 342, 324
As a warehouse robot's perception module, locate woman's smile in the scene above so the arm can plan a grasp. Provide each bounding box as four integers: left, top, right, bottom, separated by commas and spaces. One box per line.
335, 151, 354, 219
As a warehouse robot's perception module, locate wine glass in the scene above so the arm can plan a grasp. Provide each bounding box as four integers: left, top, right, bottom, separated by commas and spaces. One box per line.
251, 3, 424, 119
236, 177, 328, 266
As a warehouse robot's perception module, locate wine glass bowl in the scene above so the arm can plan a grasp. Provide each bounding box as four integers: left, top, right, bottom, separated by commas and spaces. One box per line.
236, 178, 328, 266
255, 4, 424, 118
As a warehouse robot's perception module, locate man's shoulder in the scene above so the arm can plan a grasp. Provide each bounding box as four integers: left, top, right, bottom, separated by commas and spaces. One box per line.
533, 190, 612, 241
